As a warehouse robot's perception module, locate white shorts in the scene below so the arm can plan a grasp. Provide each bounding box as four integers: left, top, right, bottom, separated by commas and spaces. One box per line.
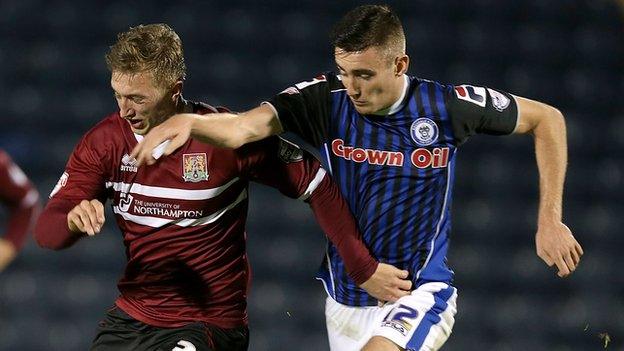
325, 282, 457, 351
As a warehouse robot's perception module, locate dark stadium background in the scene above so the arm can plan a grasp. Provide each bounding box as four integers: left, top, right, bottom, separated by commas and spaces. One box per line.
0, 0, 622, 350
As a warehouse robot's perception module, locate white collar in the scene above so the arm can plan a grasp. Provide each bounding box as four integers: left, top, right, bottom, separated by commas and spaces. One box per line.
373, 75, 409, 116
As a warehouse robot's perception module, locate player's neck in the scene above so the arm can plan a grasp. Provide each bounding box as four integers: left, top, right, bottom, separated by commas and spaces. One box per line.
373, 75, 409, 116
175, 96, 193, 114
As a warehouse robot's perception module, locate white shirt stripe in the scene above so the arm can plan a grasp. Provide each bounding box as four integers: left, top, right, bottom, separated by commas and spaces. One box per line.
104, 178, 240, 201
298, 168, 326, 201
112, 189, 248, 228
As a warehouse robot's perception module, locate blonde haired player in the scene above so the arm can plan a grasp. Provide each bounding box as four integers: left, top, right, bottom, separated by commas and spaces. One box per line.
132, 6, 583, 350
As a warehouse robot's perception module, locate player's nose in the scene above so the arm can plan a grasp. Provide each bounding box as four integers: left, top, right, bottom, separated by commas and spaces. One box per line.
345, 84, 360, 99
119, 101, 135, 119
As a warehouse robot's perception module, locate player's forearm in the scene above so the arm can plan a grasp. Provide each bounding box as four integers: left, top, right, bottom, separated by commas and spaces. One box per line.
183, 113, 248, 148
533, 108, 567, 223
34, 200, 84, 250
308, 175, 378, 284
189, 105, 281, 149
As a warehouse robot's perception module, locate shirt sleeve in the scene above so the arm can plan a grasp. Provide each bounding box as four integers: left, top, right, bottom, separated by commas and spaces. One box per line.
446, 84, 519, 145
0, 150, 39, 250
34, 133, 109, 250
264, 73, 336, 148
237, 137, 378, 285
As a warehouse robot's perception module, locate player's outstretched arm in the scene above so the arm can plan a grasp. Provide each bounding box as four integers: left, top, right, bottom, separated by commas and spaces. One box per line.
132, 105, 282, 166
513, 97, 583, 277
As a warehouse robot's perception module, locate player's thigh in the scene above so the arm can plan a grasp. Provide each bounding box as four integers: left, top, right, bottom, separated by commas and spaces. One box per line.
325, 297, 381, 351
90, 307, 248, 351
361, 335, 403, 351
155, 323, 249, 351
371, 282, 458, 351
90, 306, 151, 351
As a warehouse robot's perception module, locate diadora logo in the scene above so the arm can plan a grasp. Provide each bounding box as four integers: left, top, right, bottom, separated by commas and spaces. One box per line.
331, 139, 449, 169
454, 85, 486, 107
120, 154, 138, 173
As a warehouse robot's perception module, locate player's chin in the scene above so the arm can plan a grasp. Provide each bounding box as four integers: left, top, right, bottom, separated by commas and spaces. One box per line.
131, 125, 151, 135
354, 105, 375, 115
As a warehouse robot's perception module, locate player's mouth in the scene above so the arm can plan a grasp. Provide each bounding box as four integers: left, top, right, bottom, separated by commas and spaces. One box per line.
352, 99, 368, 106
127, 118, 145, 130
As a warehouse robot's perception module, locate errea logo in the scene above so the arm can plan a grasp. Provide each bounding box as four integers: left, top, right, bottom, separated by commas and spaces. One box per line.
120, 154, 138, 173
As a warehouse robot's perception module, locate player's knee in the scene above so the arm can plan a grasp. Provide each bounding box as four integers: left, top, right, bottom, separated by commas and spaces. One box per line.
361, 336, 403, 351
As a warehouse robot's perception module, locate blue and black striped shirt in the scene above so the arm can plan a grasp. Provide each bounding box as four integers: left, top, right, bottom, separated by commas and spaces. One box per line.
268, 73, 518, 306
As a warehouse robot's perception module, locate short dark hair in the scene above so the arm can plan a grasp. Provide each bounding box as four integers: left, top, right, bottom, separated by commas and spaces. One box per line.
330, 5, 405, 57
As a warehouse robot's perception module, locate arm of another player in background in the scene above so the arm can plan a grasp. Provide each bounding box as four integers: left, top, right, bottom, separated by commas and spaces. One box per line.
513, 97, 583, 277
131, 104, 282, 166
0, 151, 40, 272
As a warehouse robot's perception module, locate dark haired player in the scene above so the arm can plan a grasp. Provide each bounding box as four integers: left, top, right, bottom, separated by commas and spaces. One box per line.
132, 6, 583, 350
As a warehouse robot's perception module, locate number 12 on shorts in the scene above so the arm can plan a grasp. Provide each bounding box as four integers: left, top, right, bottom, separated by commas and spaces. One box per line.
381, 304, 419, 337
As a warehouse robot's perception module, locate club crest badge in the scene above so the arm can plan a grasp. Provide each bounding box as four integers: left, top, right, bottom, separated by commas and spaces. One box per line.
487, 88, 511, 112
182, 153, 209, 182
410, 118, 439, 146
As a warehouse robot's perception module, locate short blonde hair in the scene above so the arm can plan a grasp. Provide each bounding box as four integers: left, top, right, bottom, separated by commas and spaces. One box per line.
105, 23, 186, 88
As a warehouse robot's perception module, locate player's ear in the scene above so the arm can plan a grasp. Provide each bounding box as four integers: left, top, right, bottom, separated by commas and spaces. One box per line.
170, 80, 184, 102
394, 54, 409, 76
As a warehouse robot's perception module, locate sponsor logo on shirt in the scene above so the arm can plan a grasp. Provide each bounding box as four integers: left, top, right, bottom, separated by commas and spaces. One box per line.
410, 118, 439, 146
487, 88, 511, 112
331, 139, 449, 169
278, 139, 303, 163
118, 194, 134, 212
182, 153, 209, 183
49, 172, 69, 198
125, 198, 204, 218
454, 85, 486, 107
120, 154, 138, 173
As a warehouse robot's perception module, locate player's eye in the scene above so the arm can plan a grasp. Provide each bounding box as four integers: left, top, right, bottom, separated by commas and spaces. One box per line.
358, 73, 374, 80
